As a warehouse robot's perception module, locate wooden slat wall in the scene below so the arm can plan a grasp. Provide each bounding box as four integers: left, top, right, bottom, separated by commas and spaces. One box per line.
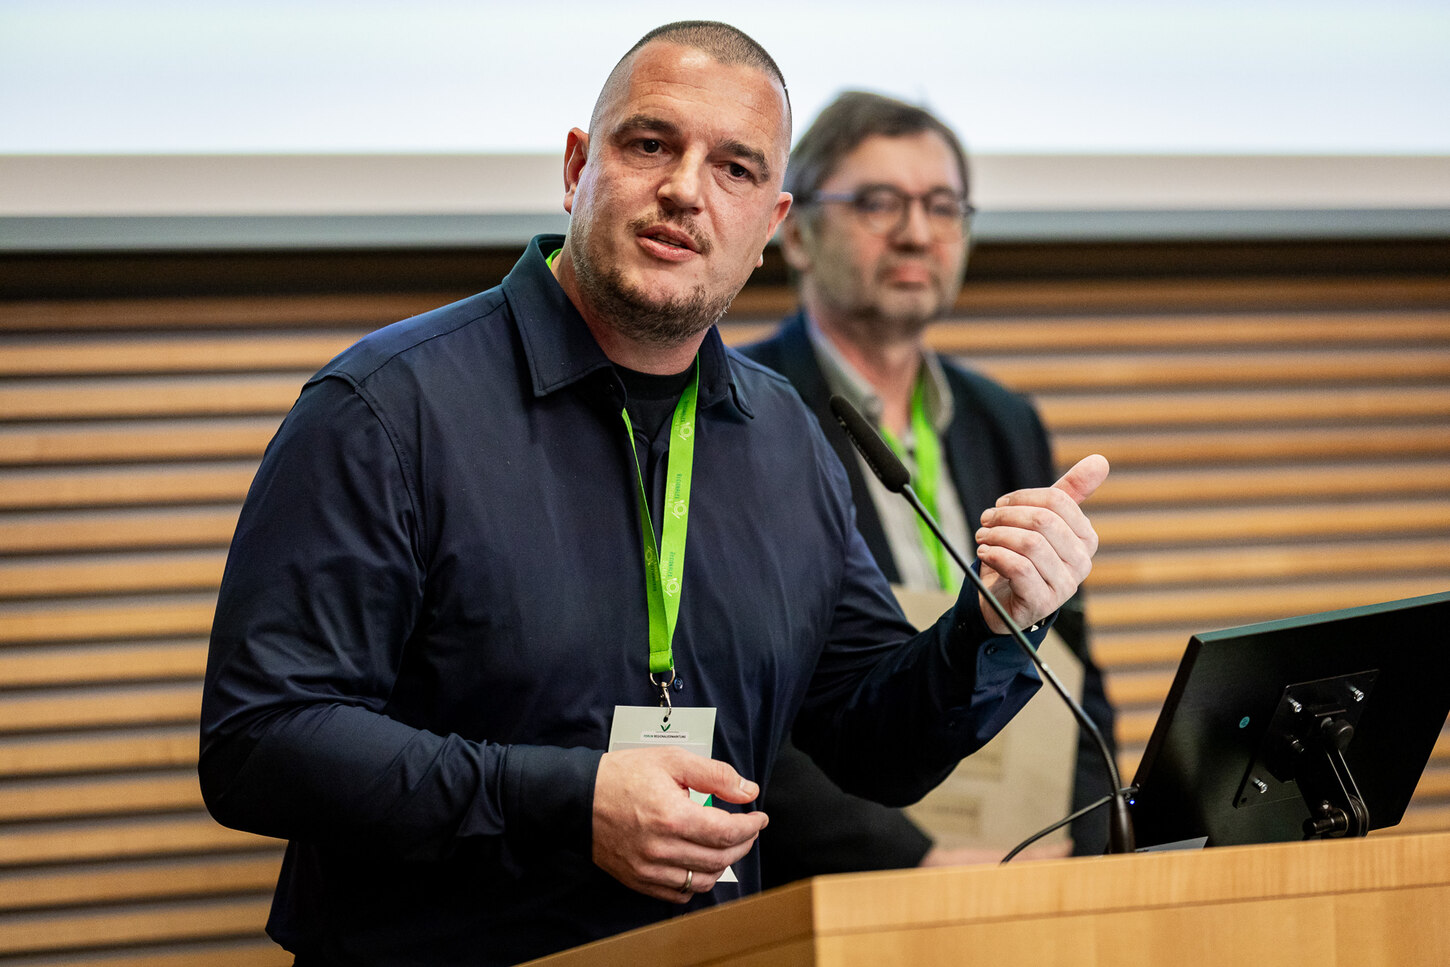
2, 253, 1448, 964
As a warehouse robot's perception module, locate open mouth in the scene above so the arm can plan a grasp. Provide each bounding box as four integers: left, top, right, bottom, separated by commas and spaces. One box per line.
636, 222, 704, 256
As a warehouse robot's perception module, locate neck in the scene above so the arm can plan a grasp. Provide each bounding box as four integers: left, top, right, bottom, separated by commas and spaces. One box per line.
551, 241, 709, 375
584, 318, 706, 375
812, 309, 924, 437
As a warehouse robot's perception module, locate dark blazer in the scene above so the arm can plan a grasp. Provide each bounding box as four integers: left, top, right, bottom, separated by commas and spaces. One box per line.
743, 312, 1056, 570
741, 311, 1118, 884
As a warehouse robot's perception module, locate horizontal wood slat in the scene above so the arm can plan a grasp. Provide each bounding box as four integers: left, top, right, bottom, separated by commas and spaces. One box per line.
0, 896, 274, 957
0, 854, 280, 912
1087, 575, 1450, 629
0, 334, 362, 377
0, 553, 226, 599
1092, 499, 1450, 546
1039, 386, 1450, 429
0, 596, 218, 646
0, 463, 259, 510
0, 682, 202, 733
1056, 422, 1450, 467
1088, 461, 1450, 508
0, 375, 305, 420
1418, 768, 1450, 800
0, 419, 282, 466
1395, 803, 1450, 836
925, 310, 1450, 353
0, 814, 275, 867
0, 727, 199, 778
0, 771, 203, 823
1092, 537, 1450, 588
950, 275, 1450, 314
0, 639, 208, 687
1087, 626, 1206, 669
0, 507, 240, 553
976, 348, 1450, 392
0, 292, 457, 331
0, 939, 291, 967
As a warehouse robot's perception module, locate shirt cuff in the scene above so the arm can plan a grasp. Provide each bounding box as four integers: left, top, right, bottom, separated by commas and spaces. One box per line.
948, 562, 1055, 689
500, 744, 603, 858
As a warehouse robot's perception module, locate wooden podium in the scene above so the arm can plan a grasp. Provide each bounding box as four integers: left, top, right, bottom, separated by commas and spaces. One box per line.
528, 832, 1450, 966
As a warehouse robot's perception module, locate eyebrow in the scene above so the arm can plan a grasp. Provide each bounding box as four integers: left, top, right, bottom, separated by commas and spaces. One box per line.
614, 113, 773, 182
854, 181, 964, 196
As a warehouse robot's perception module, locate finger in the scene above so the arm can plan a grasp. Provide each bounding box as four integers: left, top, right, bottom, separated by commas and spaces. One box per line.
660, 824, 764, 882
975, 539, 1076, 617
640, 831, 761, 903
635, 864, 699, 905
673, 754, 761, 805
978, 503, 1097, 570
987, 485, 1099, 553
991, 454, 1108, 526
676, 802, 770, 850
1050, 453, 1110, 505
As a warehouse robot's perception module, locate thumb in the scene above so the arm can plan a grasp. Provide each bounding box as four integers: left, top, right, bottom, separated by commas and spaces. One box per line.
677, 755, 760, 805
1052, 454, 1110, 505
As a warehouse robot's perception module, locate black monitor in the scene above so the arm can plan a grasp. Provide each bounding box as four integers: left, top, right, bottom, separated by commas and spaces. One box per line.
1128, 590, 1450, 849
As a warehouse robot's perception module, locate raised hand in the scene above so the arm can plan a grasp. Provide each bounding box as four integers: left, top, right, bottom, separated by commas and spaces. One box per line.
974, 454, 1110, 634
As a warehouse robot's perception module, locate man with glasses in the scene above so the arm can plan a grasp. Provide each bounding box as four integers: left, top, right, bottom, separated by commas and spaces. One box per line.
742, 91, 1117, 880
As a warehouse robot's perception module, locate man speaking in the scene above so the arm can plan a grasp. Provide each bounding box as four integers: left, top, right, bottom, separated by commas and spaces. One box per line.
200, 22, 1108, 966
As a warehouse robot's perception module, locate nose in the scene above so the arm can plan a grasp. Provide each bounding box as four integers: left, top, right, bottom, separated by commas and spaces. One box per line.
658, 155, 705, 212
893, 196, 935, 246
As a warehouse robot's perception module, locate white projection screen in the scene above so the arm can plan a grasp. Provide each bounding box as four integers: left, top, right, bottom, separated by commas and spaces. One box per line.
3, 0, 1448, 248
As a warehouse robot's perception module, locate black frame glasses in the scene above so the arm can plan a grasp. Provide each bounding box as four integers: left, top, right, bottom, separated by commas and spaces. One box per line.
804, 185, 975, 241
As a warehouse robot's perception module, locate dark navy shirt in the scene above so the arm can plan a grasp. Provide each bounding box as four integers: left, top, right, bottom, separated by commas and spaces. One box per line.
200, 235, 1041, 966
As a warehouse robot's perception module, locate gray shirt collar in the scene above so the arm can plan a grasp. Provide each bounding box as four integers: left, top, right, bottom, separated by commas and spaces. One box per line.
803, 315, 955, 436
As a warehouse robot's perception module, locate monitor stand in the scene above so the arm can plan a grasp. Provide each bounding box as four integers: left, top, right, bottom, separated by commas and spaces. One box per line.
1234, 671, 1379, 839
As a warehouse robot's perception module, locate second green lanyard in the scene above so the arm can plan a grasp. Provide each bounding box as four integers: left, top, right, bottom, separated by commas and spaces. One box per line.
879, 380, 956, 591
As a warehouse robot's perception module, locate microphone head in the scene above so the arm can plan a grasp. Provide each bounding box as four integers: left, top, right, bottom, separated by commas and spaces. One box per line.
829, 395, 911, 493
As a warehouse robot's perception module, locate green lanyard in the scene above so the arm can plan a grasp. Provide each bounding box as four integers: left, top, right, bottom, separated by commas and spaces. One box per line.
621, 360, 700, 701
879, 379, 956, 591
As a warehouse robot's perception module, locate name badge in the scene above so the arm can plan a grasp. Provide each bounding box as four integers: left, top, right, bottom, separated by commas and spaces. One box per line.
609, 705, 738, 884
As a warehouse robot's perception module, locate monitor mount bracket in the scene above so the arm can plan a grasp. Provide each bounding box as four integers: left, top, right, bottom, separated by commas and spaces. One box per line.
1233, 670, 1379, 839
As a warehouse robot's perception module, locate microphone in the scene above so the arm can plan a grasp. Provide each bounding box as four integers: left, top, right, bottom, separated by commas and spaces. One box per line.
828, 394, 1135, 855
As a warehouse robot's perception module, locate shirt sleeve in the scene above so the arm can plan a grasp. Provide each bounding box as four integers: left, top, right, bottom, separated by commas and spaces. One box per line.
791, 523, 1046, 808
199, 376, 601, 866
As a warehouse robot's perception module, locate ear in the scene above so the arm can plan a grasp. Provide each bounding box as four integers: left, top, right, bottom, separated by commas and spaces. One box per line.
561, 127, 589, 214
767, 191, 793, 238
757, 192, 793, 268
780, 213, 813, 273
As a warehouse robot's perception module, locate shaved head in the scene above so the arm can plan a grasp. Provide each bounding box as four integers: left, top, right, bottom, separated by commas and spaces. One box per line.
590, 21, 792, 138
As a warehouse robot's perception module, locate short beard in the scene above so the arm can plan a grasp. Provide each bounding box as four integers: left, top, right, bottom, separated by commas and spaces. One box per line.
572, 216, 737, 347
813, 288, 936, 350
853, 304, 935, 346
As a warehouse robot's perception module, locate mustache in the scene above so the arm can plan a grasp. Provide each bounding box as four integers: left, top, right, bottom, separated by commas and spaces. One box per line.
878, 258, 938, 276
628, 211, 712, 256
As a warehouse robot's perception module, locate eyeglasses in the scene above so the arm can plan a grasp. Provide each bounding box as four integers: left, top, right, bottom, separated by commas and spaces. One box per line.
804, 186, 975, 241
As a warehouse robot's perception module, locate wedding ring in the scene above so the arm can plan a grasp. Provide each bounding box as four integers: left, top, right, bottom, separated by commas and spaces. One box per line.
679, 868, 694, 894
